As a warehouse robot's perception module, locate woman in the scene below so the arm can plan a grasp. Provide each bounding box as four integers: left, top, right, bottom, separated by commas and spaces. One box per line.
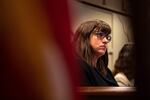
73, 19, 118, 86
114, 43, 135, 87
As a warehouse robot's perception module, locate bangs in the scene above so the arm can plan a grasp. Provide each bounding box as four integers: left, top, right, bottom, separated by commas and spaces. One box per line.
100, 24, 111, 35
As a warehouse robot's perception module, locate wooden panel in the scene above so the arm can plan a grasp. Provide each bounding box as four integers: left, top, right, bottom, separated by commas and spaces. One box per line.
78, 87, 136, 96
78, 0, 131, 15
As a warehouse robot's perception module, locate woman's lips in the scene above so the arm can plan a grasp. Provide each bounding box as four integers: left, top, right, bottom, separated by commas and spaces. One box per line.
99, 46, 106, 48
99, 46, 106, 49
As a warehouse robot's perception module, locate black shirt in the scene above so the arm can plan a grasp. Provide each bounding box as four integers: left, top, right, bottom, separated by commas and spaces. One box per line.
78, 58, 118, 86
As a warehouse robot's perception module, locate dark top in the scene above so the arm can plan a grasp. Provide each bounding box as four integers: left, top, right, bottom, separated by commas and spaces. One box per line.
77, 58, 118, 86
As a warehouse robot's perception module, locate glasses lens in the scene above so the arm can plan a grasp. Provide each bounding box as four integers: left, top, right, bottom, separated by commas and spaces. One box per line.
106, 35, 111, 41
93, 29, 111, 42
97, 32, 111, 41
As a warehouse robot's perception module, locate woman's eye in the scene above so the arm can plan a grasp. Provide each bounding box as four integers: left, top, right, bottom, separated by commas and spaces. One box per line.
106, 35, 112, 41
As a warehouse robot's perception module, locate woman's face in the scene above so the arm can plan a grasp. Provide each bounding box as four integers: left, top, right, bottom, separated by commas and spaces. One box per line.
90, 33, 110, 57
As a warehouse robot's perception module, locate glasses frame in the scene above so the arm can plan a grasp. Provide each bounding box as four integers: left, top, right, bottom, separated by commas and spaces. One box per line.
90, 26, 112, 42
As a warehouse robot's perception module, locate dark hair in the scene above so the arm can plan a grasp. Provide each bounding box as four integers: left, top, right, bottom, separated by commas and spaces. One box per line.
113, 43, 135, 80
73, 19, 111, 75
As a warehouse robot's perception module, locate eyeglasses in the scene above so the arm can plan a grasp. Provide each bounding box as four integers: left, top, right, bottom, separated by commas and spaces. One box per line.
95, 32, 111, 42
91, 27, 112, 42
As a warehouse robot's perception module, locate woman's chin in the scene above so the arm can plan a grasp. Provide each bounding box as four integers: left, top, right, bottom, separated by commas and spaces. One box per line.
97, 50, 106, 56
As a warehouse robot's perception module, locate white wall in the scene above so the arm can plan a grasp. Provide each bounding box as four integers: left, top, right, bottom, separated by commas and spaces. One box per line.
112, 14, 133, 70
68, 0, 133, 71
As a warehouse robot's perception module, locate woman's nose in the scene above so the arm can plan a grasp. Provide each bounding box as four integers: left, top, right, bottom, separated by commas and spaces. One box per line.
102, 37, 109, 44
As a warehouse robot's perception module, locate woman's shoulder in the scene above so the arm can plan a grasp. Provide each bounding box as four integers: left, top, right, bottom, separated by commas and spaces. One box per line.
115, 72, 127, 78
114, 72, 132, 86
75, 57, 92, 72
